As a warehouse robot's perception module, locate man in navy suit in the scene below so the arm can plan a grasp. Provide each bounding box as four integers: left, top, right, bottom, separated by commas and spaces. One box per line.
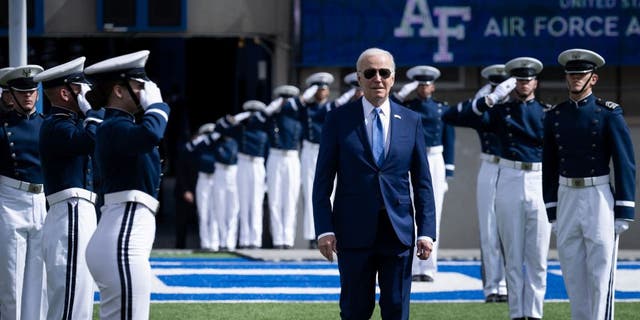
313, 47, 436, 320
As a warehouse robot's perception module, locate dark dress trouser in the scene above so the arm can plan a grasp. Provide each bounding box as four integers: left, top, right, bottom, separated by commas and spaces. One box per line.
337, 209, 413, 320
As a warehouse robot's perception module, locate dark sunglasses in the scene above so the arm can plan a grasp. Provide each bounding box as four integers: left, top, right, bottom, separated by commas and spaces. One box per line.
361, 68, 393, 80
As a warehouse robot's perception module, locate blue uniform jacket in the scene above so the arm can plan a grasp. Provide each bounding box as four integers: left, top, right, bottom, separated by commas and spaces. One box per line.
39, 106, 103, 195
265, 99, 302, 150
471, 97, 547, 163
94, 103, 170, 198
187, 135, 216, 174
299, 98, 334, 144
229, 112, 269, 158
443, 99, 501, 156
542, 94, 636, 220
213, 120, 239, 165
404, 97, 456, 177
312, 98, 436, 249
0, 110, 44, 183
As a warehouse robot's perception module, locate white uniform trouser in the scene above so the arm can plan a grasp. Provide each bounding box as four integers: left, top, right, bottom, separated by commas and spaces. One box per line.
412, 147, 447, 278
213, 163, 240, 250
266, 149, 300, 247
301, 141, 319, 240
42, 192, 97, 320
556, 181, 615, 320
495, 166, 550, 319
476, 157, 507, 297
86, 198, 156, 320
195, 172, 218, 250
0, 183, 47, 320
237, 154, 266, 248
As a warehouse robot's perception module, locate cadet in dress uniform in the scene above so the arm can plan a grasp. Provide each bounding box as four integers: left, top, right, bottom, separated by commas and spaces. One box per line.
394, 66, 455, 282
231, 100, 269, 249
443, 64, 509, 302
84, 50, 170, 319
299, 72, 335, 249
34, 57, 104, 320
0, 65, 48, 320
211, 115, 240, 251
263, 85, 302, 249
187, 123, 219, 251
0, 67, 16, 116
466, 57, 551, 320
543, 49, 636, 320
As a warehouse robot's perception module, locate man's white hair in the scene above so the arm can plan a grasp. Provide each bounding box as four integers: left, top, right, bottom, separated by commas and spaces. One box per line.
356, 48, 396, 72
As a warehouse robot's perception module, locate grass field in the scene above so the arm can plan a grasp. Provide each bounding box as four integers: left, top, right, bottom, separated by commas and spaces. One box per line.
92, 301, 640, 319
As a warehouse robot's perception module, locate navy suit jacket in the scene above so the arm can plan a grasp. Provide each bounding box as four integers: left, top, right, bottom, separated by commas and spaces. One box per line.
313, 98, 436, 249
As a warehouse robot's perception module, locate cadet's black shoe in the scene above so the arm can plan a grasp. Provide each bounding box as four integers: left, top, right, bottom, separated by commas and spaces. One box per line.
283, 245, 293, 250
527, 318, 541, 320
309, 240, 318, 249
498, 294, 508, 302
485, 294, 499, 303
411, 275, 422, 282
512, 318, 525, 320
422, 275, 434, 282
273, 245, 284, 249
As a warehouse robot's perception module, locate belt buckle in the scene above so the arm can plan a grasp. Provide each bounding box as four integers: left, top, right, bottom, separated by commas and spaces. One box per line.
520, 162, 532, 170
28, 184, 42, 193
572, 179, 585, 187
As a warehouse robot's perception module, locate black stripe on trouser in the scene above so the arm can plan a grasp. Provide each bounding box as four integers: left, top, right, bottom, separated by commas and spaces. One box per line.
605, 235, 616, 320
62, 201, 79, 320
117, 202, 137, 320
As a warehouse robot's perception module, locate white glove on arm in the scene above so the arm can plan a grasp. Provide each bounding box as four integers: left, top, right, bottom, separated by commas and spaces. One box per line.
263, 97, 283, 116
474, 83, 493, 100
615, 219, 629, 235
301, 85, 319, 103
334, 88, 356, 107
139, 80, 164, 110
485, 77, 516, 106
77, 83, 93, 115
233, 111, 251, 124
394, 81, 419, 101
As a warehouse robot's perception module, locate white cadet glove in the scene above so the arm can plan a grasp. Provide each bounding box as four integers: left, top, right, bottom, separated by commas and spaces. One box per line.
263, 97, 283, 116
615, 219, 630, 235
334, 88, 356, 107
302, 85, 319, 104
551, 221, 557, 235
485, 77, 516, 106
394, 81, 419, 102
233, 111, 252, 124
139, 80, 163, 110
77, 83, 93, 115
474, 83, 493, 100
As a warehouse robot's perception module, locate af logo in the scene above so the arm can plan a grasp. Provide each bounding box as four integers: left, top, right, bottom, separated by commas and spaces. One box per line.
394, 0, 471, 63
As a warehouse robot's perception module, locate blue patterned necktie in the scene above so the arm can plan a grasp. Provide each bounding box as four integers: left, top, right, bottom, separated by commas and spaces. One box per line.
372, 108, 384, 166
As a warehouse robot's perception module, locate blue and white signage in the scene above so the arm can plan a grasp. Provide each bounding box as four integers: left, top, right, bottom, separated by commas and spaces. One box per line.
301, 0, 640, 66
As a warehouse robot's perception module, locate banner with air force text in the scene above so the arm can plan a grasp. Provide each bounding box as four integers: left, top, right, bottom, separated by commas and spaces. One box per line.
300, 0, 640, 67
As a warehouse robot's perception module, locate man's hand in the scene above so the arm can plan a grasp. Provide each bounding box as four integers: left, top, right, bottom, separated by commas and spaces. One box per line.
485, 77, 516, 106
318, 234, 337, 262
77, 83, 93, 115
615, 219, 630, 235
416, 238, 433, 260
139, 80, 163, 110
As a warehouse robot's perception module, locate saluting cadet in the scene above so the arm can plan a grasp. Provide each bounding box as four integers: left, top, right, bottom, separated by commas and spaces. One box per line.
543, 49, 636, 320
0, 65, 48, 320
211, 115, 240, 251
84, 50, 170, 319
396, 66, 455, 282
263, 85, 301, 249
467, 57, 551, 320
188, 123, 219, 251
299, 72, 335, 249
232, 100, 269, 249
442, 64, 509, 303
34, 57, 104, 320
0, 67, 15, 116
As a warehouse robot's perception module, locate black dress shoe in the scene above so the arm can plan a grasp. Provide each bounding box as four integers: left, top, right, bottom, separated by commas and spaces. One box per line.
498, 294, 508, 302
485, 293, 499, 303
512, 318, 525, 320
309, 240, 318, 249
273, 245, 284, 249
422, 275, 434, 282
283, 245, 293, 250
411, 275, 422, 282
527, 318, 541, 320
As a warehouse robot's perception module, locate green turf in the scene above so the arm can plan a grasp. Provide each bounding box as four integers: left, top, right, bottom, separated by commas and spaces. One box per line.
93, 301, 640, 319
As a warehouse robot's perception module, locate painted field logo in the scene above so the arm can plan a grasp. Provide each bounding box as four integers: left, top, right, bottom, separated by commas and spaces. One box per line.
394, 0, 471, 63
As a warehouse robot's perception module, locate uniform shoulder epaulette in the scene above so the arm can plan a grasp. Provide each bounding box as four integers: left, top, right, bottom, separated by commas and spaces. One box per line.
596, 98, 619, 110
